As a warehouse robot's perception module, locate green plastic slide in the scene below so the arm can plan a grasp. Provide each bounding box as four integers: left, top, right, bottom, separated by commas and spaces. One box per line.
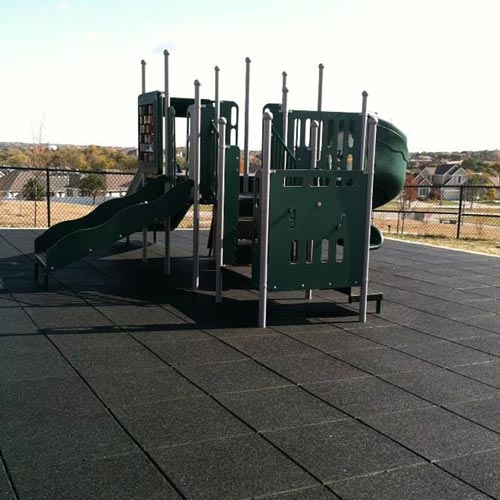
35, 176, 193, 272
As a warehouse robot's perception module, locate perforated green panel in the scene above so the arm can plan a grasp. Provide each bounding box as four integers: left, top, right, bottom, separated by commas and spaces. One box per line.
253, 169, 368, 292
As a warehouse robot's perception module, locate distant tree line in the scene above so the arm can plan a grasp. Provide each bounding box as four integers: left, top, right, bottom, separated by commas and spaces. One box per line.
0, 144, 138, 171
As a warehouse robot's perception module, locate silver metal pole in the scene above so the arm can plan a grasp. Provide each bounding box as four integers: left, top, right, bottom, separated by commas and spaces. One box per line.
359, 91, 369, 171
281, 85, 288, 169
310, 120, 319, 168
281, 86, 288, 144
243, 57, 251, 193
215, 117, 227, 303
141, 59, 147, 262
359, 114, 378, 322
141, 59, 146, 94
305, 120, 319, 301
214, 66, 220, 125
282, 71, 287, 91
164, 49, 171, 274
258, 110, 273, 328
317, 63, 324, 111
192, 80, 201, 290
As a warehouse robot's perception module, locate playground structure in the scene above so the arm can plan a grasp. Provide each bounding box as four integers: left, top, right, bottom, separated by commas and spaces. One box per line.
34, 52, 408, 327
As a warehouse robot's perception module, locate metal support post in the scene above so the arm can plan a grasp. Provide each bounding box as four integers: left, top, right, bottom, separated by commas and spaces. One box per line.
305, 120, 319, 300
192, 80, 201, 290
282, 71, 287, 92
359, 91, 369, 171
281, 85, 288, 169
45, 168, 51, 227
457, 184, 464, 239
215, 117, 227, 303
243, 57, 251, 193
359, 115, 378, 322
317, 64, 324, 111
259, 111, 273, 328
141, 59, 148, 262
164, 49, 171, 274
214, 66, 220, 125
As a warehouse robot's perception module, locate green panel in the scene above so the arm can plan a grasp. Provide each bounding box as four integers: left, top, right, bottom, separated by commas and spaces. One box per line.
223, 145, 241, 265
253, 170, 368, 292
44, 180, 193, 271
35, 175, 170, 254
138, 92, 163, 175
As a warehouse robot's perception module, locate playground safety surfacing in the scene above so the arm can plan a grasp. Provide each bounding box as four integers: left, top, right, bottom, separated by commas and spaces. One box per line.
3, 230, 500, 499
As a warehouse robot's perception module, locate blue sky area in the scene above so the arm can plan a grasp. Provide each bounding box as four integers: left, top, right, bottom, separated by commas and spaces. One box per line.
1, 0, 500, 151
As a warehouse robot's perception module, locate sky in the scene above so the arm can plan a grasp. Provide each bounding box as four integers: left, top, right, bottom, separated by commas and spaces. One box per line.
1, 0, 500, 153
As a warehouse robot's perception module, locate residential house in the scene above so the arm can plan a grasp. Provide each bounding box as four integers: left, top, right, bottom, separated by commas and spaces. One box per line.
413, 162, 468, 200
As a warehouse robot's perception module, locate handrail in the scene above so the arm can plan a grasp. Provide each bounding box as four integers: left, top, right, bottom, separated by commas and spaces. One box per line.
271, 126, 296, 170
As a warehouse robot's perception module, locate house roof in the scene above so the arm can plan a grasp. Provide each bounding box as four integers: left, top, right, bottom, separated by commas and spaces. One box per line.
0, 170, 47, 193
435, 162, 463, 176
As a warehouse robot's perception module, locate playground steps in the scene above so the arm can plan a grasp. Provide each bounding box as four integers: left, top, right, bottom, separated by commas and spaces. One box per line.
234, 193, 255, 266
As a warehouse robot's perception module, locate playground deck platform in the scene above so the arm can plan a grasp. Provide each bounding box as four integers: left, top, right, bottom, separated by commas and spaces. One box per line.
3, 229, 500, 499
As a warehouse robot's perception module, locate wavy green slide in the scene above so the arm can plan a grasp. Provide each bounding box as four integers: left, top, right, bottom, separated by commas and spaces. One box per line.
34, 176, 193, 272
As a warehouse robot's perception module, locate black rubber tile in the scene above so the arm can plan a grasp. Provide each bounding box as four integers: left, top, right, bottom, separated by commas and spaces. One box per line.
365, 406, 500, 460
0, 293, 19, 308
206, 326, 275, 339
147, 338, 246, 366
305, 377, 432, 417
457, 335, 500, 357
0, 375, 104, 425
0, 347, 76, 383
113, 394, 250, 449
438, 449, 500, 499
225, 334, 317, 359
0, 463, 15, 500
49, 331, 138, 350
151, 434, 316, 500
262, 352, 367, 384
464, 286, 500, 298
25, 305, 113, 330
262, 487, 339, 499
452, 360, 500, 387
352, 325, 440, 347
96, 304, 185, 327
64, 344, 166, 375
10, 452, 182, 500
285, 330, 381, 352
87, 368, 203, 407
330, 463, 489, 500
217, 386, 345, 431
397, 340, 496, 367
178, 359, 291, 394
13, 289, 86, 307
131, 328, 209, 343
380, 306, 490, 340
464, 298, 500, 314
264, 419, 422, 482
334, 347, 433, 375
0, 334, 54, 354
382, 366, 500, 404
0, 412, 135, 469
457, 314, 500, 334
446, 397, 500, 433
0, 307, 39, 334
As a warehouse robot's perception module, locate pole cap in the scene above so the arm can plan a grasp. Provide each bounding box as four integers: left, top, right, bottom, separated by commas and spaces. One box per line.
319, 63, 324, 70
163, 49, 170, 56
218, 117, 227, 125
362, 90, 368, 97
194, 79, 201, 86
215, 65, 220, 71
368, 114, 379, 126
245, 57, 251, 63
141, 59, 146, 65
263, 109, 273, 121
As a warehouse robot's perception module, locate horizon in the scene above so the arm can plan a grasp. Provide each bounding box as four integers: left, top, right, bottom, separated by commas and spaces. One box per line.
2, 0, 500, 152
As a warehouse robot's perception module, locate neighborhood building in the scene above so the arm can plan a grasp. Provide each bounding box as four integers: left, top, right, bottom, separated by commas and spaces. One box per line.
413, 161, 468, 200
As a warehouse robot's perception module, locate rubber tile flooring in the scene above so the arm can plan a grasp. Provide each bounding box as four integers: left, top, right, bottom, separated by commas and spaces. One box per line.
2, 229, 500, 499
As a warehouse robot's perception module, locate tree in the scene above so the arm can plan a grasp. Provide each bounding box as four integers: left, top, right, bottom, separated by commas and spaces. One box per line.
21, 178, 46, 201
79, 174, 106, 203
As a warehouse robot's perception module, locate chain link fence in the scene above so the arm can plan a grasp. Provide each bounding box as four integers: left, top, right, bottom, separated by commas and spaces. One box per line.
0, 166, 215, 229
2, 168, 499, 246
374, 185, 500, 244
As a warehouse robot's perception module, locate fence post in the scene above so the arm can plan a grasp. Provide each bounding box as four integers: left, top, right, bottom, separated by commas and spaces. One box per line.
457, 184, 464, 239
45, 168, 51, 227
